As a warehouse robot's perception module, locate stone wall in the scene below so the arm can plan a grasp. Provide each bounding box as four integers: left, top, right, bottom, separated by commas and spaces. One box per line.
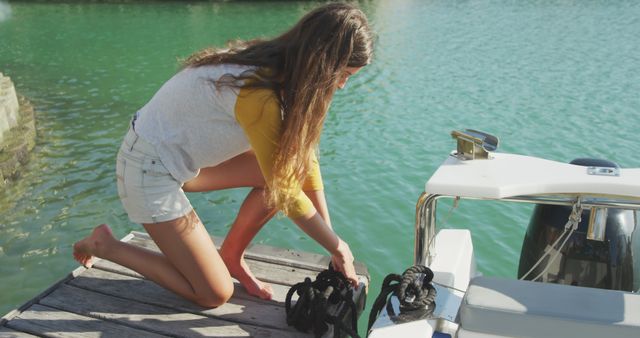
0, 73, 36, 186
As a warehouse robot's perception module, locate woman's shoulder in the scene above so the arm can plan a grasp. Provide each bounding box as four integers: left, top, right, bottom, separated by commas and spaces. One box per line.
237, 85, 280, 114
235, 80, 281, 125
180, 63, 256, 79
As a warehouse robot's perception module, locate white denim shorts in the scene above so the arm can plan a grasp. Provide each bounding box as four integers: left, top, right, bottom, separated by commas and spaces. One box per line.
116, 126, 193, 224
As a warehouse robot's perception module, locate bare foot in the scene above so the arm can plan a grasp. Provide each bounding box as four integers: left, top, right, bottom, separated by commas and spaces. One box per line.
72, 224, 115, 268
222, 254, 273, 300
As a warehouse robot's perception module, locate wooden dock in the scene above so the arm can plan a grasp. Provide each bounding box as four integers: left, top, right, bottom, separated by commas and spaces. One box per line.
0, 232, 369, 337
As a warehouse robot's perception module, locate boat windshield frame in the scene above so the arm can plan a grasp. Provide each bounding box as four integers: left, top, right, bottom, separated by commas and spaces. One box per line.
414, 192, 640, 266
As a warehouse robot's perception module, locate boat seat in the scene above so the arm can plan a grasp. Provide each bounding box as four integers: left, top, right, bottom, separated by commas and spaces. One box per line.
458, 276, 640, 338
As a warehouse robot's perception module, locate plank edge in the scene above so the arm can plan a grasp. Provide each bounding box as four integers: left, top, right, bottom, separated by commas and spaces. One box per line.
1, 232, 137, 326
0, 265, 87, 326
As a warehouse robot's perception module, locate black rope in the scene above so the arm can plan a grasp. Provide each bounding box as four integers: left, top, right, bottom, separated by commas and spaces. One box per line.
397, 265, 437, 312
285, 264, 361, 338
367, 273, 402, 333
367, 265, 437, 334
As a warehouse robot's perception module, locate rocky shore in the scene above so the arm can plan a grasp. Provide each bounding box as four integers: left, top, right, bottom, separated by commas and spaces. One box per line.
0, 73, 36, 186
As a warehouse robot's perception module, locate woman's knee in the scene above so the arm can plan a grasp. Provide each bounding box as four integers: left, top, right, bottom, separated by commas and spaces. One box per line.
194, 280, 234, 308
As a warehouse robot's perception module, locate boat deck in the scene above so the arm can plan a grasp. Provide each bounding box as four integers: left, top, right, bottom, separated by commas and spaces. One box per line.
0, 231, 369, 337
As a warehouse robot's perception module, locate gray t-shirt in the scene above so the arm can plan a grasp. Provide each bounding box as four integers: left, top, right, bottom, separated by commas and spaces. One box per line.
134, 64, 253, 183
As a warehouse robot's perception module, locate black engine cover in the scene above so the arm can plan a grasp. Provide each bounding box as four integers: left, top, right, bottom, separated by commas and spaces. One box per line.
518, 205, 638, 291
518, 158, 639, 291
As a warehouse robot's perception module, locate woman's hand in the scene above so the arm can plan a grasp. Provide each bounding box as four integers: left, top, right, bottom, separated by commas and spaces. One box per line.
331, 238, 359, 288
292, 212, 359, 288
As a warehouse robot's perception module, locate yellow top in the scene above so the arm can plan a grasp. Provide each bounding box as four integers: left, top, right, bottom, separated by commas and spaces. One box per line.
235, 87, 323, 218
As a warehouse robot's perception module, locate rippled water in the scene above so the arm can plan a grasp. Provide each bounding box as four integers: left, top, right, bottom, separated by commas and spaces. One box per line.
1, 0, 639, 330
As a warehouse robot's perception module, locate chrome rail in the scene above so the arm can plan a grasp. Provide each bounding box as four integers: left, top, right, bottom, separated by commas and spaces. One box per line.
414, 193, 640, 266
414, 193, 441, 266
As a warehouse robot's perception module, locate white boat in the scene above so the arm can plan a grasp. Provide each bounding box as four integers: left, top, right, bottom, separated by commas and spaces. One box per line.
367, 129, 640, 338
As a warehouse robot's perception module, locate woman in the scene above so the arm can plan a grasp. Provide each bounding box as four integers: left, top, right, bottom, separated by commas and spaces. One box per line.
73, 2, 373, 307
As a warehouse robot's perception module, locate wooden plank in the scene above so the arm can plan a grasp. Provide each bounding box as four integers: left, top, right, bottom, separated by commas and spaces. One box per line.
74, 265, 293, 305
3, 231, 368, 338
0, 325, 39, 337
40, 284, 302, 337
72, 265, 368, 334
1, 266, 87, 326
100, 232, 368, 286
98, 231, 369, 335
93, 255, 360, 288
68, 268, 297, 332
117, 235, 316, 285
130, 231, 369, 278
5, 304, 166, 338
214, 237, 369, 277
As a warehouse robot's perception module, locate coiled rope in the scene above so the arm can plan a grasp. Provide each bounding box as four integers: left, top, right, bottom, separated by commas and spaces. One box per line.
367, 265, 437, 333
285, 264, 360, 338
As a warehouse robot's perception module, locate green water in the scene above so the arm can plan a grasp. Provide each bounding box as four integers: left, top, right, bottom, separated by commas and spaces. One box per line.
1, 0, 639, 332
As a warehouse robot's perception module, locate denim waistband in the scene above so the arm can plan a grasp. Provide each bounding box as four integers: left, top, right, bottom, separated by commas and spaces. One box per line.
122, 124, 158, 157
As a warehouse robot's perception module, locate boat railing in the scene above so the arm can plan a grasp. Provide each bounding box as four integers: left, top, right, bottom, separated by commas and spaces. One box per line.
414, 192, 640, 266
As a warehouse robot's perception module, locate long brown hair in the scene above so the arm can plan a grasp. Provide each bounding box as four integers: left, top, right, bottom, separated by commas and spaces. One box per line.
184, 3, 374, 214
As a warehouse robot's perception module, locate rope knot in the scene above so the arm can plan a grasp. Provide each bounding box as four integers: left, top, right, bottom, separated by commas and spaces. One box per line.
397, 265, 436, 312
368, 265, 438, 333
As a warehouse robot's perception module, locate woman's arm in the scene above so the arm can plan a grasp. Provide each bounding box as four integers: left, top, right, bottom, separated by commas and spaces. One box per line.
292, 210, 357, 286
235, 88, 357, 285
304, 189, 332, 229
303, 153, 331, 228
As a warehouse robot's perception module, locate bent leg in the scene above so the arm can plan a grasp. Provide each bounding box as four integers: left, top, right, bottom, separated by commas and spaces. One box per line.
73, 211, 233, 308
142, 211, 233, 307
221, 188, 277, 299
183, 151, 277, 299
